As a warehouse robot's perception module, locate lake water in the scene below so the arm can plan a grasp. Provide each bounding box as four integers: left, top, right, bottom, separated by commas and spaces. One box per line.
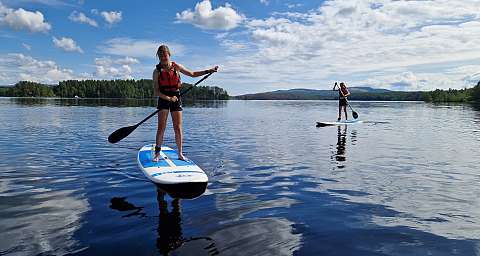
1, 98, 479, 255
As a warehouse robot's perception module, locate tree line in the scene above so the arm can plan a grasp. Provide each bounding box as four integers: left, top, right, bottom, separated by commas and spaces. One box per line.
423, 82, 480, 103
1, 80, 479, 103
0, 80, 229, 100
350, 91, 425, 101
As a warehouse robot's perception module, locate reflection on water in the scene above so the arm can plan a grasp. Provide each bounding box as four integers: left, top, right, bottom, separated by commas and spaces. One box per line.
334, 126, 347, 166
0, 187, 89, 255
1, 98, 480, 255
156, 191, 184, 254
109, 189, 218, 256
110, 197, 146, 218
329, 125, 358, 169
5, 97, 228, 108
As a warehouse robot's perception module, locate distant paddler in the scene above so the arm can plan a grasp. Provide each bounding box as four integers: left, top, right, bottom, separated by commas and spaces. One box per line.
333, 82, 351, 121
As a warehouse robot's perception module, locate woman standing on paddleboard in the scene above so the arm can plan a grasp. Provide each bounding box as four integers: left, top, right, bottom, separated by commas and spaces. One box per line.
153, 45, 218, 161
333, 82, 350, 121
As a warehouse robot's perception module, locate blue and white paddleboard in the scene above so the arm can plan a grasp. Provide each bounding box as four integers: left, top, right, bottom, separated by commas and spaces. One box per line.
137, 145, 208, 184
316, 120, 363, 126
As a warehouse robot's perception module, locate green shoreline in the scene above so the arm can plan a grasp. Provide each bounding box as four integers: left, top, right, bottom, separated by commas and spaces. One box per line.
1, 80, 479, 103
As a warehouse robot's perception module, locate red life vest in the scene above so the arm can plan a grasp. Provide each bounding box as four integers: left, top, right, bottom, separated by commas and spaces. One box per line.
156, 62, 181, 91
339, 87, 349, 98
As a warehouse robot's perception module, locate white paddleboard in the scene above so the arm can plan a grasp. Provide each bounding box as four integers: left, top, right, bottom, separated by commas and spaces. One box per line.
137, 145, 208, 184
316, 120, 363, 126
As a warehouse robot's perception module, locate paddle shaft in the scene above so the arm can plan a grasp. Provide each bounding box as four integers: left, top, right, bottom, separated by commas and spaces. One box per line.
108, 72, 214, 143
345, 98, 359, 119
179, 72, 213, 97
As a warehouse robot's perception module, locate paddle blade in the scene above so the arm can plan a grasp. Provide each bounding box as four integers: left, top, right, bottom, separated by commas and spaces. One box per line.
352, 111, 359, 119
316, 122, 332, 127
108, 125, 137, 143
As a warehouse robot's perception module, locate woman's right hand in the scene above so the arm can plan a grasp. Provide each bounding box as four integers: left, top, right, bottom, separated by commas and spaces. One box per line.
169, 96, 178, 102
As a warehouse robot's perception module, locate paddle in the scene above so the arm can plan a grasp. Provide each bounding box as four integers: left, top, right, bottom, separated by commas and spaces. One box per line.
345, 99, 359, 119
108, 72, 214, 143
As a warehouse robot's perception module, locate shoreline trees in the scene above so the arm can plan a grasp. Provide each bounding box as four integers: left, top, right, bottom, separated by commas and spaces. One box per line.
0, 80, 229, 100
1, 80, 479, 103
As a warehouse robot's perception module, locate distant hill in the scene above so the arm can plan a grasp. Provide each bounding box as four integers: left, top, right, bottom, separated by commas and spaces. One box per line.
233, 87, 422, 101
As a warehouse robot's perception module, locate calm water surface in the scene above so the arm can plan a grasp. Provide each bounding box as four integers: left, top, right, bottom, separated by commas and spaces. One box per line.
1, 98, 479, 255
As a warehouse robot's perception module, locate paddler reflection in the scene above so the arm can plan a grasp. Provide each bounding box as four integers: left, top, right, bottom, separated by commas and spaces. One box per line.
109, 187, 217, 255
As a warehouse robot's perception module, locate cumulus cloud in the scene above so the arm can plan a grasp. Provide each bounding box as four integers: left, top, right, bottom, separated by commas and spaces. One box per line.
94, 56, 139, 79
286, 3, 303, 9
176, 0, 244, 30
98, 38, 186, 58
260, 0, 269, 5
2, 0, 73, 7
69, 11, 98, 27
0, 53, 79, 84
214, 0, 480, 94
0, 3, 51, 32
362, 65, 480, 91
52, 36, 83, 53
100, 11, 122, 25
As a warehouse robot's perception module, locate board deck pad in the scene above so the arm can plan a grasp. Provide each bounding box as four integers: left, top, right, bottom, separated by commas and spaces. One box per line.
137, 144, 208, 185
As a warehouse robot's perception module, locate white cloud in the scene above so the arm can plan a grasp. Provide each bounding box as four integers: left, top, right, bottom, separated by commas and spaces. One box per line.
214, 0, 480, 94
100, 10, 122, 25
0, 53, 80, 84
94, 56, 138, 79
260, 0, 269, 6
69, 11, 98, 27
1, 0, 73, 7
0, 3, 51, 32
176, 0, 244, 30
286, 3, 303, 9
98, 38, 186, 58
361, 65, 480, 91
52, 36, 83, 53
22, 42, 31, 50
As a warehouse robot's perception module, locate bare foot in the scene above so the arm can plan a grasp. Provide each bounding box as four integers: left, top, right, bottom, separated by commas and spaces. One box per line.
178, 153, 186, 161
153, 152, 161, 162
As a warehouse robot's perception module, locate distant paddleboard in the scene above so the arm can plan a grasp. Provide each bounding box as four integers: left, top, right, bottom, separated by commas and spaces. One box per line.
316, 120, 363, 127
137, 145, 208, 184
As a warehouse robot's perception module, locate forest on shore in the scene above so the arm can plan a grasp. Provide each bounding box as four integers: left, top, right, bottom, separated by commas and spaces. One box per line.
0, 80, 229, 100
1, 80, 479, 103
423, 82, 480, 103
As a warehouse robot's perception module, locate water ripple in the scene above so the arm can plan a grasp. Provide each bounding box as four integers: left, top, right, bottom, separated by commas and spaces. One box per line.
1, 99, 480, 255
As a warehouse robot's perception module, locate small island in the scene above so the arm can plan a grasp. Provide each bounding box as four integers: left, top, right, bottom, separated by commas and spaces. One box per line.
0, 80, 229, 101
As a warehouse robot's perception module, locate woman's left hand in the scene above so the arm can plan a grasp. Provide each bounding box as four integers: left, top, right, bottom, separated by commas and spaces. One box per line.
209, 66, 219, 73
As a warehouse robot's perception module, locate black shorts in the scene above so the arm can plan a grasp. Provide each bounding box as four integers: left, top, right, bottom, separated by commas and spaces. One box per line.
157, 91, 183, 112
339, 98, 347, 106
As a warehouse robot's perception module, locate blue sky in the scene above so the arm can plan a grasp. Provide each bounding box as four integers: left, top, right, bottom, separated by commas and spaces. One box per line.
0, 0, 480, 95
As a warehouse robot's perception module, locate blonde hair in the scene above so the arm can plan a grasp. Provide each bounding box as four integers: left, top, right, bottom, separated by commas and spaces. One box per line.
156, 45, 171, 59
